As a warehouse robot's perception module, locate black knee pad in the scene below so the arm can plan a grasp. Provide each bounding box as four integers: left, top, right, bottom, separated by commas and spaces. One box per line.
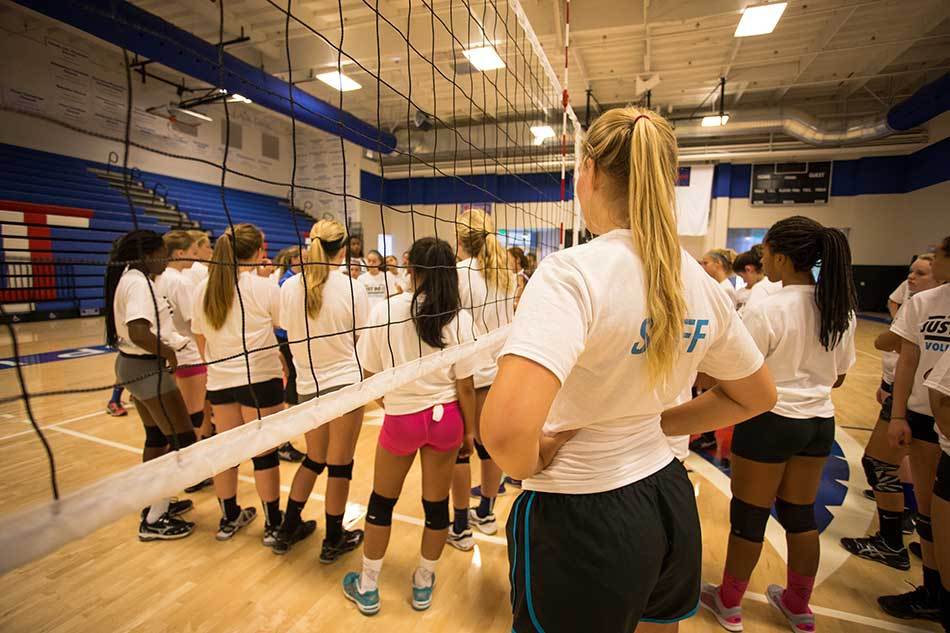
189, 411, 205, 429
366, 492, 398, 527
144, 425, 168, 448
456, 454, 470, 465
327, 461, 354, 480
730, 497, 771, 543
171, 431, 197, 450
863, 455, 901, 494
423, 497, 450, 530
474, 440, 491, 461
252, 450, 279, 470
774, 498, 816, 533
302, 457, 326, 475
917, 514, 933, 542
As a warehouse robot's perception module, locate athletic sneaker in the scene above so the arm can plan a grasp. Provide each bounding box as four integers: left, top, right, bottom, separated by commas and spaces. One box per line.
909, 541, 921, 559
272, 520, 317, 555
700, 582, 743, 632
342, 571, 380, 615
877, 585, 941, 622
766, 584, 815, 632
411, 571, 435, 611
863, 488, 875, 501
468, 508, 498, 535
689, 435, 717, 452
503, 476, 522, 488
263, 511, 283, 547
215, 507, 257, 541
106, 401, 128, 417
140, 498, 193, 521
470, 483, 506, 497
902, 511, 916, 535
184, 477, 213, 493
138, 513, 195, 541
320, 529, 364, 564
277, 442, 305, 462
839, 533, 910, 570
446, 526, 474, 551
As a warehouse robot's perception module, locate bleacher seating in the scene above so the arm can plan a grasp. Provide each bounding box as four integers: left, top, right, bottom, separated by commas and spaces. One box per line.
0, 143, 309, 318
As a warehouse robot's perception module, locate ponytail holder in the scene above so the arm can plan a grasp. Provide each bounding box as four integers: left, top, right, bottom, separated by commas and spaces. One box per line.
631, 114, 651, 128
318, 236, 345, 252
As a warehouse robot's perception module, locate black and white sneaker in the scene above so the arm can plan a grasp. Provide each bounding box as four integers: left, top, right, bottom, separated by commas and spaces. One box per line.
263, 511, 284, 548
902, 511, 916, 535
840, 534, 910, 570
272, 520, 317, 555
139, 513, 195, 541
140, 498, 193, 521
277, 442, 306, 462
216, 507, 257, 541
320, 529, 364, 564
468, 508, 498, 535
184, 478, 213, 493
878, 585, 941, 622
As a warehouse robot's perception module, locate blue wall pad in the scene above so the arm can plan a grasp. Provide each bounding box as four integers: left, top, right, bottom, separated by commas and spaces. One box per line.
361, 170, 572, 205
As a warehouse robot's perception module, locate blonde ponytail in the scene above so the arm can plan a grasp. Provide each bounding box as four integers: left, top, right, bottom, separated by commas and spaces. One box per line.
582, 107, 686, 385
304, 219, 347, 319
202, 223, 263, 330
457, 207, 514, 293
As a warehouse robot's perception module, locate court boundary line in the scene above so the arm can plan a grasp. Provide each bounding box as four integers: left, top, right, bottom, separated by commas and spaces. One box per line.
6, 420, 923, 631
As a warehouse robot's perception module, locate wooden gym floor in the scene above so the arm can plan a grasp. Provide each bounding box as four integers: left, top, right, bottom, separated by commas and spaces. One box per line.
0, 316, 940, 632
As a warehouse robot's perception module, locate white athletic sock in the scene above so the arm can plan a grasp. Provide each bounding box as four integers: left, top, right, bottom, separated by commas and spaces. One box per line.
412, 555, 438, 588
146, 497, 170, 524
359, 555, 383, 593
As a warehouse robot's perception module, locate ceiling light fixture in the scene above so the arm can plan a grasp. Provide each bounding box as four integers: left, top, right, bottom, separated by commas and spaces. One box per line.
463, 45, 505, 71
734, 2, 787, 37
530, 124, 556, 145
227, 93, 252, 104
316, 71, 362, 92
701, 115, 730, 127
170, 106, 213, 122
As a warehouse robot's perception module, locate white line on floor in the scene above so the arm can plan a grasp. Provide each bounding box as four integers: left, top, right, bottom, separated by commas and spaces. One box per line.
857, 347, 883, 361
20, 421, 912, 630
0, 409, 111, 442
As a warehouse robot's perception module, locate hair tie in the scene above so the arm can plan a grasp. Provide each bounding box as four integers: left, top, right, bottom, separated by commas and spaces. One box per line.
319, 236, 345, 252
631, 114, 650, 129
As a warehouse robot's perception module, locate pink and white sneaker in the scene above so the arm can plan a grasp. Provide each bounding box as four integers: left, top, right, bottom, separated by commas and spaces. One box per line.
766, 584, 816, 632
700, 582, 744, 632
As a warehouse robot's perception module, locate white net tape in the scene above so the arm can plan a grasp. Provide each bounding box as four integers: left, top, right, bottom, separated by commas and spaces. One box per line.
0, 327, 509, 574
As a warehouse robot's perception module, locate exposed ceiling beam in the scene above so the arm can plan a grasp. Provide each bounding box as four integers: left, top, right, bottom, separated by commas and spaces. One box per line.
774, 5, 856, 103
844, 0, 950, 97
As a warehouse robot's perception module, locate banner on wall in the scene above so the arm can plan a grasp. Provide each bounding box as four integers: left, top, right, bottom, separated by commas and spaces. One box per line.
675, 164, 713, 236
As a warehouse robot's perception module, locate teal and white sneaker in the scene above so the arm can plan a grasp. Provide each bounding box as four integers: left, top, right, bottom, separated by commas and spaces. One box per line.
411, 572, 435, 611
342, 572, 380, 616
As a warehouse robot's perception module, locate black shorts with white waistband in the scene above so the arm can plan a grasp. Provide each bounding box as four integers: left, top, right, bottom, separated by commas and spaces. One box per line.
507, 459, 700, 633
732, 411, 835, 463
906, 410, 939, 444
879, 380, 893, 422
207, 377, 284, 408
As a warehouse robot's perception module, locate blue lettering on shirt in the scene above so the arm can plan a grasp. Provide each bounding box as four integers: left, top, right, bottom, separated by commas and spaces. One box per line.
630, 318, 709, 355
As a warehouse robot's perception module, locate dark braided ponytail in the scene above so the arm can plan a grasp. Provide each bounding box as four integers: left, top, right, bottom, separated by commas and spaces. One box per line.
409, 237, 460, 348
104, 230, 166, 348
765, 216, 857, 351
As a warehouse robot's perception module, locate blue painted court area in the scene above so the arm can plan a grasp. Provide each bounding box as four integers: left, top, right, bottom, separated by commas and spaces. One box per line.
695, 442, 849, 534
0, 345, 114, 369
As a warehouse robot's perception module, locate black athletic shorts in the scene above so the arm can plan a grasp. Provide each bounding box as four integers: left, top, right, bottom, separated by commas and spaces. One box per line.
935, 452, 950, 503
507, 459, 700, 633
879, 380, 893, 422
732, 411, 835, 463
907, 410, 938, 444
207, 377, 284, 408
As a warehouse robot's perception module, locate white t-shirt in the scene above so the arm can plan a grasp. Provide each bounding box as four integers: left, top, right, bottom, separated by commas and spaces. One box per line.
457, 257, 517, 389
358, 271, 392, 308
113, 268, 190, 356
891, 284, 950, 416
501, 229, 764, 494
739, 279, 783, 318
191, 271, 283, 391
720, 277, 738, 308
280, 271, 369, 395
742, 285, 856, 419
924, 350, 950, 455
890, 280, 910, 306
156, 267, 201, 365
735, 286, 752, 311
356, 292, 477, 415
184, 261, 208, 287
881, 302, 908, 385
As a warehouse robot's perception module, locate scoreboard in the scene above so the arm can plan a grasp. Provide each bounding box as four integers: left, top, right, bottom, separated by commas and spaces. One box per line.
750, 161, 831, 205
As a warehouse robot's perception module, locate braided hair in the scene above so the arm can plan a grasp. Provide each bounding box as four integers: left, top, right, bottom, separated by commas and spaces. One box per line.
104, 230, 166, 348
764, 216, 857, 351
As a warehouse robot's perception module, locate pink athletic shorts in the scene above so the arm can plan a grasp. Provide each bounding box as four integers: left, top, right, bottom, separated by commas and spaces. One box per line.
175, 365, 208, 378
379, 401, 463, 456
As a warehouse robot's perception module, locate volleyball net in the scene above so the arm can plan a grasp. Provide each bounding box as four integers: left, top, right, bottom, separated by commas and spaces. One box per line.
0, 0, 579, 572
